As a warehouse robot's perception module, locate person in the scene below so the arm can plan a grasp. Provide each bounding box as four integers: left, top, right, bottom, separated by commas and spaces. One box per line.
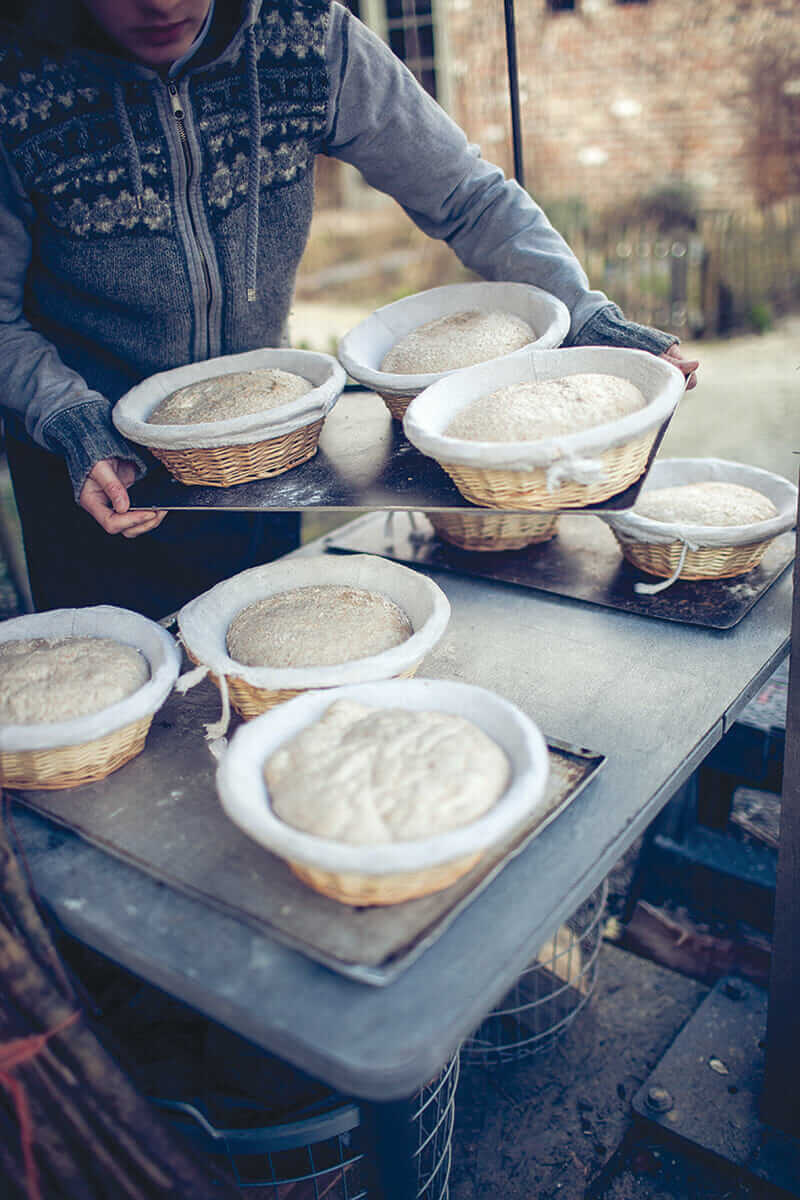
0, 0, 699, 619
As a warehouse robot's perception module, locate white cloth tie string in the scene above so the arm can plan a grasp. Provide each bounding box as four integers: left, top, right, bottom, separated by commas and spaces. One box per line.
634, 538, 694, 595
204, 672, 232, 742
545, 455, 606, 493
174, 664, 209, 693
174, 662, 232, 743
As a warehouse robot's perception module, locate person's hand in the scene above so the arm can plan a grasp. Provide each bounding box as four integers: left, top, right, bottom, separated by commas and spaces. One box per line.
661, 342, 699, 390
79, 458, 166, 538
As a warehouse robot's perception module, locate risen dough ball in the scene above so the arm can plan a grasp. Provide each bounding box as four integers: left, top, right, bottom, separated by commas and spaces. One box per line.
634, 481, 778, 526
265, 699, 511, 844
0, 637, 149, 724
148, 368, 312, 425
380, 309, 535, 374
226, 585, 413, 669
445, 372, 646, 442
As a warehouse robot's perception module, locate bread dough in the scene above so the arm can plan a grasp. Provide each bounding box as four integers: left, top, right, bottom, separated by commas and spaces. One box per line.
0, 637, 150, 724
634, 481, 778, 526
265, 699, 510, 843
226, 585, 414, 668
380, 309, 534, 374
148, 368, 312, 424
445, 372, 646, 441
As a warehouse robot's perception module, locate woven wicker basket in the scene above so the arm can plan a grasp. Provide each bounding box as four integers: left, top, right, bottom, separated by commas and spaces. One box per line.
612, 533, 776, 581
427, 510, 559, 551
288, 851, 481, 906
149, 419, 324, 487
0, 607, 181, 792
438, 429, 655, 512
113, 348, 345, 488
0, 715, 153, 791
178, 555, 451, 733
337, 282, 570, 423
216, 679, 550, 909
404, 347, 685, 514
219, 662, 419, 721
601, 457, 798, 586
377, 391, 417, 422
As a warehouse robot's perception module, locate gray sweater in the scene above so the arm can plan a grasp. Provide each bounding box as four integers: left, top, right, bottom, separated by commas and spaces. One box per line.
0, 1, 675, 498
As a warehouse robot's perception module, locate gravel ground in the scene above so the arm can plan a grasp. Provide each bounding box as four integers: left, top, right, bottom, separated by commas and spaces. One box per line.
659, 314, 799, 484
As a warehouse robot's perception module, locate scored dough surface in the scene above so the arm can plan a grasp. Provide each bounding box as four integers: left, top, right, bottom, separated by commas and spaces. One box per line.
148, 368, 312, 425
265, 699, 511, 844
226, 585, 414, 669
380, 309, 535, 374
445, 372, 646, 442
634, 481, 778, 526
0, 637, 150, 724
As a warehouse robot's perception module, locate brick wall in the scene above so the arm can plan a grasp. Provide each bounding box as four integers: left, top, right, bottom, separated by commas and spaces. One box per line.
441, 0, 800, 215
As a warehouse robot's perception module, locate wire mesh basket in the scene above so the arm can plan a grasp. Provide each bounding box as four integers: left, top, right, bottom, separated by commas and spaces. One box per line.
460, 879, 608, 1067
153, 1048, 460, 1199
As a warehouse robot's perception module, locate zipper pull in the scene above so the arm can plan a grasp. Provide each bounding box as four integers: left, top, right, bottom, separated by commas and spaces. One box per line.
167, 81, 184, 120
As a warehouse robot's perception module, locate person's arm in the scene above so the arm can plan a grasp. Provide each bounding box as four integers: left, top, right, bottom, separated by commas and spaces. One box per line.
322, 5, 697, 386
0, 141, 164, 534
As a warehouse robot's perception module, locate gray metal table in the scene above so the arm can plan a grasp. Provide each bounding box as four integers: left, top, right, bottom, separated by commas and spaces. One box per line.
7, 520, 792, 1190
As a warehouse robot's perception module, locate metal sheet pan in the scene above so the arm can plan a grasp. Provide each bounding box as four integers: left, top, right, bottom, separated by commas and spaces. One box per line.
325, 511, 795, 631
11, 680, 604, 987
129, 390, 672, 515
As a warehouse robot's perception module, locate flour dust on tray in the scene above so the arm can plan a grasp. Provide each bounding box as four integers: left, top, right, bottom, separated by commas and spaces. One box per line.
0, 637, 150, 724
226, 585, 414, 668
380, 309, 535, 374
445, 372, 646, 442
265, 699, 511, 844
147, 368, 312, 425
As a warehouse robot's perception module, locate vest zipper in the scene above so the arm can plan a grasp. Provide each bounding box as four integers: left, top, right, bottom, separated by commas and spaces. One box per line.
167, 81, 213, 316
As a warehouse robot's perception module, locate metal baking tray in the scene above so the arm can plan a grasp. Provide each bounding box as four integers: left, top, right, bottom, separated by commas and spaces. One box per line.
324, 511, 796, 631
129, 390, 672, 515
11, 679, 604, 987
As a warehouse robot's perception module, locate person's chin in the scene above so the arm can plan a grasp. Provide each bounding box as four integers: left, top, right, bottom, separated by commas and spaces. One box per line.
127, 25, 197, 66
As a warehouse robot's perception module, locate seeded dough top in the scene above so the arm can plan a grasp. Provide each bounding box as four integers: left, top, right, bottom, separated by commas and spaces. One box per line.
444, 372, 646, 442
0, 637, 150, 724
148, 368, 313, 425
226, 585, 414, 669
265, 699, 511, 844
634, 481, 778, 527
380, 309, 535, 374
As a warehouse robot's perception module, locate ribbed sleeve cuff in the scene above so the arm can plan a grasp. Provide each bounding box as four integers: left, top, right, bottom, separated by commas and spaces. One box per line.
42, 399, 148, 501
568, 304, 678, 355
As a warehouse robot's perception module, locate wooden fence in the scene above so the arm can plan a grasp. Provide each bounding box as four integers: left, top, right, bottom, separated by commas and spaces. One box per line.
561, 199, 800, 338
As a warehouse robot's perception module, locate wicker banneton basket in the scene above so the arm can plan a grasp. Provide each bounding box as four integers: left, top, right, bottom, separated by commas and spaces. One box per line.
112, 349, 345, 487
404, 346, 685, 511
216, 678, 550, 906
337, 281, 570, 421
601, 458, 798, 587
0, 607, 181, 790
148, 418, 325, 487
426, 509, 559, 552
177, 554, 451, 727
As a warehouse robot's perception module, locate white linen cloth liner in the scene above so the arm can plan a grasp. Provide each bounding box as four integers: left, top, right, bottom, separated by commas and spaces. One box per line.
601, 458, 798, 595
112, 348, 347, 450
336, 281, 571, 398
0, 606, 182, 752
177, 553, 451, 692
216, 678, 550, 875
402, 346, 685, 485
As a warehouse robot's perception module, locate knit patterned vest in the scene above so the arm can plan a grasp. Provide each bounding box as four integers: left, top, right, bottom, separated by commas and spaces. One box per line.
0, 1, 331, 399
